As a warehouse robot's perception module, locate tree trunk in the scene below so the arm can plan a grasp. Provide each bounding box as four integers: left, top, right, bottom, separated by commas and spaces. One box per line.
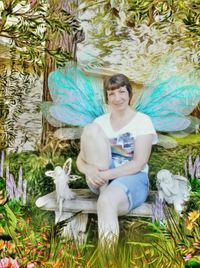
191, 102, 200, 119
41, 0, 79, 146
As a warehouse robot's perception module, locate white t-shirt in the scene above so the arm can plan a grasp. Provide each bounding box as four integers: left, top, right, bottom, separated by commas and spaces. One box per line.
94, 112, 158, 173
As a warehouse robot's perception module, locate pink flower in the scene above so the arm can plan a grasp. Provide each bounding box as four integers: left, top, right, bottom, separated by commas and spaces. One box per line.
0, 257, 20, 268
184, 253, 193, 261
27, 263, 35, 268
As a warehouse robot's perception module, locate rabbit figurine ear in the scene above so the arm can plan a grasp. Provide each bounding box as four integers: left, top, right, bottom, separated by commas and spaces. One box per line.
63, 158, 72, 175
45, 170, 54, 177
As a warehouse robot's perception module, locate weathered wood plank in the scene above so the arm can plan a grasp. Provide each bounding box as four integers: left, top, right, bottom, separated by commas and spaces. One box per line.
54, 127, 83, 140
36, 189, 155, 218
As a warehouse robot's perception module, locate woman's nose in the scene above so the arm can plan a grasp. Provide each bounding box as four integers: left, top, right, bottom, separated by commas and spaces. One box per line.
114, 92, 121, 101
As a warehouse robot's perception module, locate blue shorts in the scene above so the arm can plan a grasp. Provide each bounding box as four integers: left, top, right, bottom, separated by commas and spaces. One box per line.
87, 171, 149, 211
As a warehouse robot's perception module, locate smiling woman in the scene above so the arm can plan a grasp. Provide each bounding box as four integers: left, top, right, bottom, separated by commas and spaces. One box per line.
76, 73, 157, 245
104, 74, 133, 105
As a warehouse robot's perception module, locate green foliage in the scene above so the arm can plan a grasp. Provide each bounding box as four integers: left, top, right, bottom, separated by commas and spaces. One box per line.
4, 139, 86, 197
149, 141, 200, 190
129, 205, 200, 267
0, 176, 6, 189
3, 139, 200, 197
190, 178, 200, 193
0, 191, 199, 267
0, 0, 81, 74
0, 67, 37, 148
186, 192, 200, 212
80, 0, 200, 38
79, 0, 200, 80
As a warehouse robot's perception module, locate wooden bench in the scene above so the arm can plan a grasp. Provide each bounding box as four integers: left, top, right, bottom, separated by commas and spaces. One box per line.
36, 127, 156, 243
36, 188, 155, 243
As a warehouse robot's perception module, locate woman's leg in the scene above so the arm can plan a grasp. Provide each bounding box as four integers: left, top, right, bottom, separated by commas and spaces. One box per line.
80, 123, 111, 170
80, 123, 130, 243
97, 184, 129, 244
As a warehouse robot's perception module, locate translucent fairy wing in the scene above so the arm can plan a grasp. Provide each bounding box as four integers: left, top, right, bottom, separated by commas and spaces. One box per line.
157, 134, 178, 149
156, 116, 200, 148
40, 102, 66, 127
47, 67, 105, 126
169, 116, 200, 138
134, 75, 200, 132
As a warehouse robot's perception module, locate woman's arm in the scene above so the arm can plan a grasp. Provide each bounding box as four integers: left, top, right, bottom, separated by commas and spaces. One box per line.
76, 152, 91, 175
76, 152, 106, 187
100, 134, 154, 181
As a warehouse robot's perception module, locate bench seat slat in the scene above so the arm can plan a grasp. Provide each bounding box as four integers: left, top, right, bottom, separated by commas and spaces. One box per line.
36, 189, 155, 218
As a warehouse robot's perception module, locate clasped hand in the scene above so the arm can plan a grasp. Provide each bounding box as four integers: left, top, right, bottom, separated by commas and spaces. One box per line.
85, 165, 109, 188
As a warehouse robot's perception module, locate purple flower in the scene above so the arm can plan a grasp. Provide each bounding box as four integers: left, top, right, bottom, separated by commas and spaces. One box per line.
152, 192, 165, 223
184, 160, 188, 177
6, 166, 9, 181
6, 165, 27, 203
6, 173, 15, 199
15, 166, 23, 200
0, 151, 4, 178
23, 179, 27, 205
188, 155, 195, 178
194, 155, 200, 178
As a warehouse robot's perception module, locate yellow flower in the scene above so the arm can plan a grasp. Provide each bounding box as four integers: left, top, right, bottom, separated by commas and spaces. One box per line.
0, 240, 4, 250
188, 210, 200, 222
6, 241, 16, 253
0, 190, 6, 205
0, 226, 5, 235
185, 219, 198, 231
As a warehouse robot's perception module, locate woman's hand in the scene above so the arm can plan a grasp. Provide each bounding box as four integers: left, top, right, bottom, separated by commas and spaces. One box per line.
76, 153, 111, 187
85, 165, 109, 188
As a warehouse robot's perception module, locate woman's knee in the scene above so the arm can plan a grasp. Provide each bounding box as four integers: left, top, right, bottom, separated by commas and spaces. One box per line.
97, 186, 129, 215
97, 190, 117, 213
82, 123, 105, 139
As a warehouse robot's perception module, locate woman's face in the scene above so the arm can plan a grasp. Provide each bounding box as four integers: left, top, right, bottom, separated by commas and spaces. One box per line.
107, 86, 130, 111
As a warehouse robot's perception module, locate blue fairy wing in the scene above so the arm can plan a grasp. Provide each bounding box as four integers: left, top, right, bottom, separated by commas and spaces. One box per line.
45, 66, 105, 126
134, 75, 200, 132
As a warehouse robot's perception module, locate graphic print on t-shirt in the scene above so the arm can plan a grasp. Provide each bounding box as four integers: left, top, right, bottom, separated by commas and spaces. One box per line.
109, 132, 135, 167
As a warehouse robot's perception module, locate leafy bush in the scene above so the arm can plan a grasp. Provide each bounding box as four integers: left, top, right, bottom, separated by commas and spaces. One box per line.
149, 141, 200, 190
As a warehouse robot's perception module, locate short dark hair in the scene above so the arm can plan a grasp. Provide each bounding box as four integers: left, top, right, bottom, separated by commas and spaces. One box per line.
103, 74, 133, 104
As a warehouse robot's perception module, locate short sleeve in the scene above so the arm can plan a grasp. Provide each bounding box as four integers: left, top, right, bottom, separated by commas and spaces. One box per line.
93, 114, 107, 126
135, 114, 158, 144
93, 114, 111, 137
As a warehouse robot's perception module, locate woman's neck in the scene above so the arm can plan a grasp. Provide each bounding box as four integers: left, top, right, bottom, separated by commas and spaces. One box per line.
110, 106, 134, 119
109, 107, 137, 131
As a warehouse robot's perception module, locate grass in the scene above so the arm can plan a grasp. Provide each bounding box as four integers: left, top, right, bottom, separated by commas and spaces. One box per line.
1, 198, 188, 267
